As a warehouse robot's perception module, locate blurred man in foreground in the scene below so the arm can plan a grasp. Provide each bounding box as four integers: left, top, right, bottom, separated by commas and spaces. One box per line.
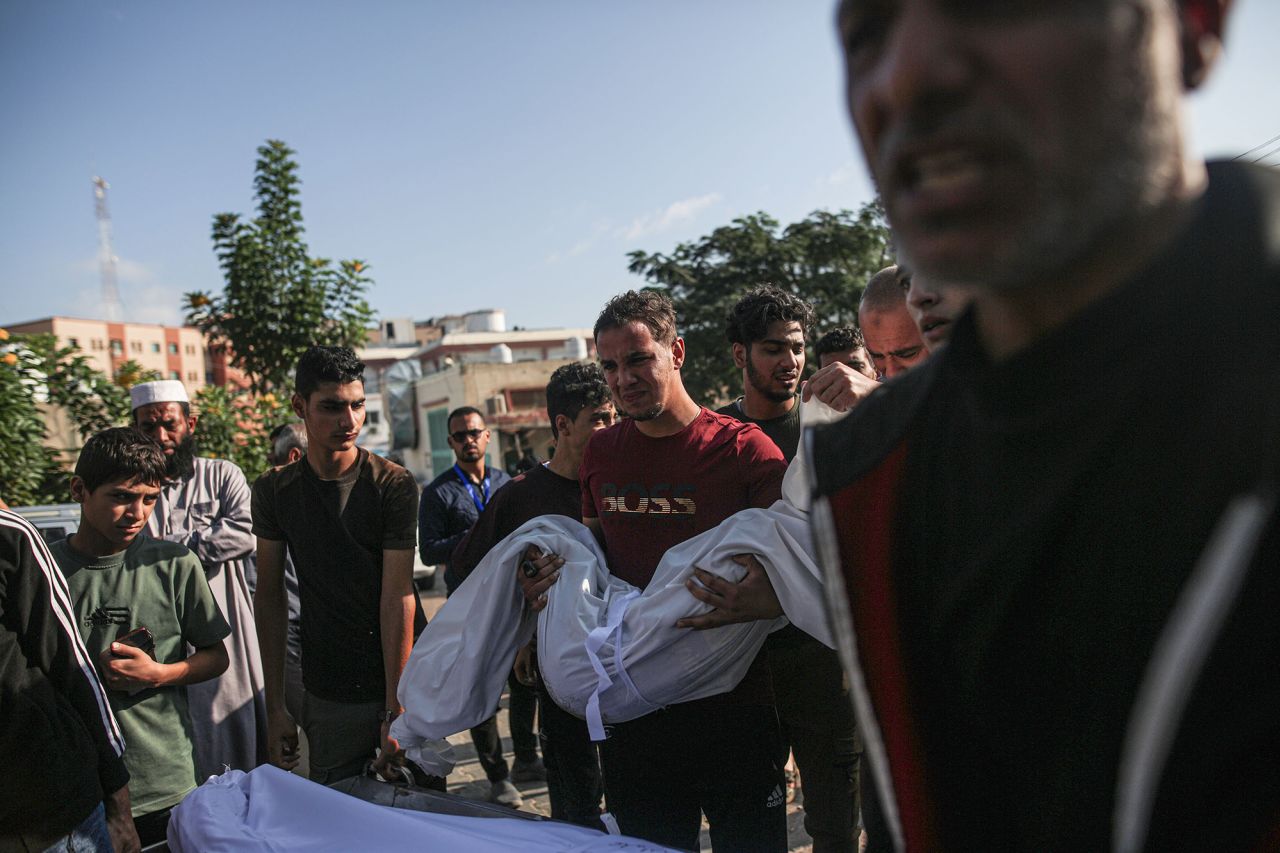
814, 1, 1279, 849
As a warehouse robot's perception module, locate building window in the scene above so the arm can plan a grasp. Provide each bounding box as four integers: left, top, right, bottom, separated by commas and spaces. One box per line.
151, 342, 161, 353
427, 407, 455, 478
168, 342, 179, 355
169, 370, 180, 380
67, 337, 79, 348
130, 340, 142, 352
367, 410, 380, 426
188, 371, 198, 382
110, 339, 123, 355
185, 344, 195, 355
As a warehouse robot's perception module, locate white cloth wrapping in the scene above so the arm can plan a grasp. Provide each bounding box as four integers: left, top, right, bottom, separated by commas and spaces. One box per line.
392, 398, 843, 775
168, 765, 677, 852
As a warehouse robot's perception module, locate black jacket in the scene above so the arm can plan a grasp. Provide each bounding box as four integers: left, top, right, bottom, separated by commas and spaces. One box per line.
418, 464, 511, 593
811, 162, 1280, 852
0, 510, 130, 838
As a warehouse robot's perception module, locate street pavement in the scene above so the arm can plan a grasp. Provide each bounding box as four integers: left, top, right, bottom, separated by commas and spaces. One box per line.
420, 586, 816, 852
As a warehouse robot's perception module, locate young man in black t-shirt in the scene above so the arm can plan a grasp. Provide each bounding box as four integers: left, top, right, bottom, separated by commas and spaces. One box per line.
715, 286, 812, 463
252, 346, 428, 786
451, 362, 617, 828
716, 287, 862, 853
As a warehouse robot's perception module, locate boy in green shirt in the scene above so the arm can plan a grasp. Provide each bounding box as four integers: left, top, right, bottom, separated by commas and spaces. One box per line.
52, 427, 230, 847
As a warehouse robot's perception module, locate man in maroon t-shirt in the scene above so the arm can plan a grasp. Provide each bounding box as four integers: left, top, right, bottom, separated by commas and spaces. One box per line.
524, 290, 789, 852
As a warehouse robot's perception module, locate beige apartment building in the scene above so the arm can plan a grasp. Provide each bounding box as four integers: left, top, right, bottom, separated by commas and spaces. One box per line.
6, 316, 208, 390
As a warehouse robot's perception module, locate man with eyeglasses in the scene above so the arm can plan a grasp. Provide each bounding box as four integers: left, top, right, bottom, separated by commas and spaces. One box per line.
419, 406, 538, 807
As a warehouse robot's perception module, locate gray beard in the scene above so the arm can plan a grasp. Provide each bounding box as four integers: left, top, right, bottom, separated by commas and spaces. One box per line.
896, 10, 1180, 295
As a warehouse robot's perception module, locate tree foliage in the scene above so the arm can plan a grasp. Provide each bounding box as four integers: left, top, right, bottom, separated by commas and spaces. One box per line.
626, 202, 892, 405
0, 327, 292, 505
190, 385, 291, 483
0, 331, 64, 506
185, 139, 374, 394
0, 331, 155, 505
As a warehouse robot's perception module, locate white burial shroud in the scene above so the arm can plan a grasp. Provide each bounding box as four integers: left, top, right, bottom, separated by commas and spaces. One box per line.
391, 399, 844, 778
168, 765, 677, 852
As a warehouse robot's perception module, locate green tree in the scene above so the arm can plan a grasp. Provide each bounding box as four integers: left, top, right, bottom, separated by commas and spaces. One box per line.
626, 202, 891, 405
190, 385, 290, 483
185, 139, 374, 393
0, 332, 64, 506
0, 331, 153, 505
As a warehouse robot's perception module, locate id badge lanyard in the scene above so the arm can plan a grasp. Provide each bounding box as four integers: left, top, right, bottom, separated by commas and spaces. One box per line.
453, 464, 491, 514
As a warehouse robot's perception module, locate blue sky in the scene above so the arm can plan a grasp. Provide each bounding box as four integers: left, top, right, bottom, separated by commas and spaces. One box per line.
2, 1, 1277, 332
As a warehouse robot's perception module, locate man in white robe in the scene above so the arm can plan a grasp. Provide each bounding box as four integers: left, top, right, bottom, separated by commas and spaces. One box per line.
131, 379, 267, 778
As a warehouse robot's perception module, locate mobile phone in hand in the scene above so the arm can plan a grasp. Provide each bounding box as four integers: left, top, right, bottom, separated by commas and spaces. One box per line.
114, 626, 156, 660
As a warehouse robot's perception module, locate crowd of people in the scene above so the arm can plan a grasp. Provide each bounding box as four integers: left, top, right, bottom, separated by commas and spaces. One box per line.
4, 1, 1277, 851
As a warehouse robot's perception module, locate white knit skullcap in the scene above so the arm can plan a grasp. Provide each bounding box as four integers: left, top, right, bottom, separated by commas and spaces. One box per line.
129, 379, 190, 411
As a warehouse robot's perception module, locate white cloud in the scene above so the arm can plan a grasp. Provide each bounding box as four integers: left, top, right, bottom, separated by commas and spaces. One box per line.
619, 192, 722, 241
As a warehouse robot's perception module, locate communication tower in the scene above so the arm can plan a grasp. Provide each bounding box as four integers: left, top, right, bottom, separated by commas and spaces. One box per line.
92, 176, 124, 321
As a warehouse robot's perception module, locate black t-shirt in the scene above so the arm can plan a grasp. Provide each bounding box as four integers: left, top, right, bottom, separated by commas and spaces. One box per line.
716, 396, 811, 648
252, 448, 426, 702
450, 463, 583, 585
715, 396, 802, 463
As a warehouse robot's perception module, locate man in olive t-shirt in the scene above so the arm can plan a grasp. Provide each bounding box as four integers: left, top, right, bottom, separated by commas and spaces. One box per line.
53, 427, 230, 848
54, 537, 230, 817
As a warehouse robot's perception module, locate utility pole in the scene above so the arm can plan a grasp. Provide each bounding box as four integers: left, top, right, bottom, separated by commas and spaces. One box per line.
92, 176, 124, 321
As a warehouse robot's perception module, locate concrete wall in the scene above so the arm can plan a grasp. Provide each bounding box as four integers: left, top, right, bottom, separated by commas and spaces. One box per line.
401, 358, 579, 483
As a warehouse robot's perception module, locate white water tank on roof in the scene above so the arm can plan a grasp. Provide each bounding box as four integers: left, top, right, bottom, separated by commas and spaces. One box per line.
490, 343, 513, 364
466, 310, 506, 333
564, 337, 588, 360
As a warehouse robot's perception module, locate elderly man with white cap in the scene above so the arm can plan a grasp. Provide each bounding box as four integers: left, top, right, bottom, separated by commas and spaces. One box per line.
130, 379, 267, 778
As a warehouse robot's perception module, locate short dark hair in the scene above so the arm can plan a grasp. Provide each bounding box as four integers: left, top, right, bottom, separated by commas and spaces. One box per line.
447, 406, 485, 430
295, 346, 365, 401
267, 422, 307, 466
725, 286, 816, 347
594, 290, 678, 345
814, 326, 867, 358
546, 362, 611, 439
74, 427, 168, 493
859, 265, 909, 314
